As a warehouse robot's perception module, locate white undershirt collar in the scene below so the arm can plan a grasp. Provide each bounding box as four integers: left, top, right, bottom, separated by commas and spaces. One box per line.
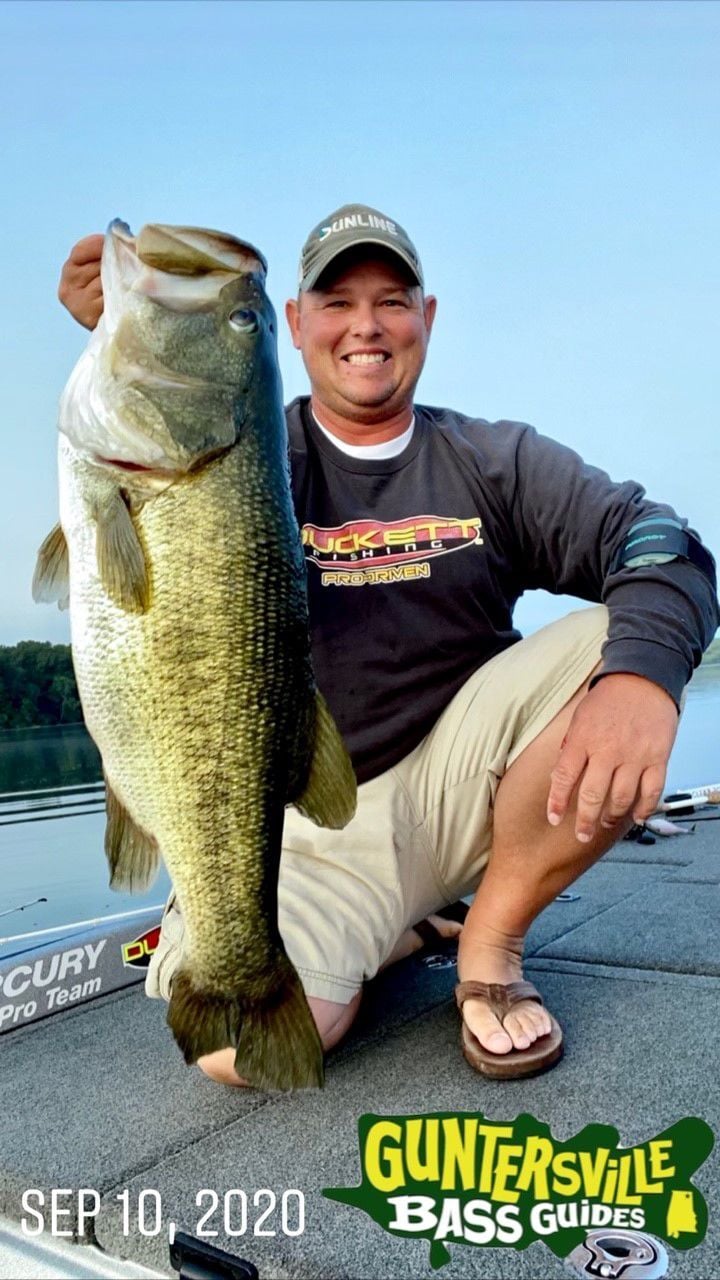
311, 408, 415, 460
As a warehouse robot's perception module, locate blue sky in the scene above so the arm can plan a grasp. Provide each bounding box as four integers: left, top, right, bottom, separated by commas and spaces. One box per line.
1, 0, 718, 645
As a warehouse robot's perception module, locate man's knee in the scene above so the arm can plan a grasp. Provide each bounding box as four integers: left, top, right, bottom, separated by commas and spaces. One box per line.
502, 658, 605, 783
197, 989, 362, 1086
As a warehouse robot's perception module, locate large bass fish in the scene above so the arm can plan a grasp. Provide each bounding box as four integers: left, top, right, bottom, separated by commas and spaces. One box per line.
34, 220, 356, 1089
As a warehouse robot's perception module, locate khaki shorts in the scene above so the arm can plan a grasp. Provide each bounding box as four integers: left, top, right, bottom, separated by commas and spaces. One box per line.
146, 605, 609, 1007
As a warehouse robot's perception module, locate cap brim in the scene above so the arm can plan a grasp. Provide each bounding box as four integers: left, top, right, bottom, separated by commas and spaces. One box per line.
300, 237, 423, 291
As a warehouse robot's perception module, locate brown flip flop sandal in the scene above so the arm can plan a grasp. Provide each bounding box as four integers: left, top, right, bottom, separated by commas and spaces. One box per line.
455, 979, 564, 1079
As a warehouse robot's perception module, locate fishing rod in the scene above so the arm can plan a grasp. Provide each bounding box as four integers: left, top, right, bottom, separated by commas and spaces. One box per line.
0, 896, 47, 920
0, 902, 165, 945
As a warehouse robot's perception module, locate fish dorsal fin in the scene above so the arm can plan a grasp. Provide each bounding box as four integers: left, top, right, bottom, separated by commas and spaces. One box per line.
32, 522, 70, 610
93, 489, 150, 613
293, 692, 357, 829
104, 771, 160, 891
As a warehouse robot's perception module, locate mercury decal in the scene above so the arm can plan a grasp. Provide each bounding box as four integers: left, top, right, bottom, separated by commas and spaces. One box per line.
0, 940, 107, 1030
0, 940, 106, 999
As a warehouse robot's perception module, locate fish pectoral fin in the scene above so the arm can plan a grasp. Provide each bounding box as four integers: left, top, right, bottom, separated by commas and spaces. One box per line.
93, 490, 149, 613
104, 772, 159, 891
32, 522, 70, 609
292, 691, 357, 829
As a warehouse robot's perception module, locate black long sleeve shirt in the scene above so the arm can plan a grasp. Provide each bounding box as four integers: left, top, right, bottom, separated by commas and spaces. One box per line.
286, 397, 719, 784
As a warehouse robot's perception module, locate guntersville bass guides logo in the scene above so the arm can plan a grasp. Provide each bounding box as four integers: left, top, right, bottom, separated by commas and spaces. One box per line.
323, 1112, 713, 1270
302, 514, 483, 587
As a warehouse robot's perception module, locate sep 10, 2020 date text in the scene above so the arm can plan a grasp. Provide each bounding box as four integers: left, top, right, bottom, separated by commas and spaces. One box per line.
20, 1188, 306, 1239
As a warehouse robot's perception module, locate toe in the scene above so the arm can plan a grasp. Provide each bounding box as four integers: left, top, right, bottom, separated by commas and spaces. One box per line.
502, 1009, 533, 1050
463, 998, 514, 1054
426, 912, 463, 941
507, 1003, 553, 1047
527, 1003, 553, 1038
513, 1006, 543, 1040
516, 1001, 551, 1038
470, 1000, 555, 1053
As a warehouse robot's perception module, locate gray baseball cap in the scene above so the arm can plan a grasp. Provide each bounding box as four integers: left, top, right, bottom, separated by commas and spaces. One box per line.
298, 203, 424, 292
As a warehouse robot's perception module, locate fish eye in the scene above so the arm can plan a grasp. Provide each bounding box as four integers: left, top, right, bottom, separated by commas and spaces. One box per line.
228, 307, 259, 333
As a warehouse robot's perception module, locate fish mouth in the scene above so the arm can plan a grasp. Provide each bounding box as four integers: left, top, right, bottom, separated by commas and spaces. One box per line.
93, 454, 181, 478
93, 441, 232, 478
134, 222, 267, 278
107, 218, 267, 313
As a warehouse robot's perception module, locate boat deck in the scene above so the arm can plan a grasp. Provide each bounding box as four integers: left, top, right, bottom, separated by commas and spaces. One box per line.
1, 821, 719, 1279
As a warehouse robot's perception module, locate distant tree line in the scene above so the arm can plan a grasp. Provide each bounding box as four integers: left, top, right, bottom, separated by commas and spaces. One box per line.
0, 629, 718, 732
0, 642, 83, 729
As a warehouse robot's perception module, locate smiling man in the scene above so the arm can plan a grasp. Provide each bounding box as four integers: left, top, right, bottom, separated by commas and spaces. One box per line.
58, 204, 718, 1085
285, 239, 436, 442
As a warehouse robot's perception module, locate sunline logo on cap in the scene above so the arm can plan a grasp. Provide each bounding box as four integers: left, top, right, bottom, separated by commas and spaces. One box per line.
299, 202, 423, 291
318, 213, 399, 243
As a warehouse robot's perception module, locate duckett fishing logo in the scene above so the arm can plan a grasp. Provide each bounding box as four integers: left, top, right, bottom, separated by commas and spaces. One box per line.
121, 925, 161, 970
323, 1112, 713, 1271
302, 515, 483, 588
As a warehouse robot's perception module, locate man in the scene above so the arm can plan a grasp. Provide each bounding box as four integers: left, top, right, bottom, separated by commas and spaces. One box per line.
58, 204, 718, 1085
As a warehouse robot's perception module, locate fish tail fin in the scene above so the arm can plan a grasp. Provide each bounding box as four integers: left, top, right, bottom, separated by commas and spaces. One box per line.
233, 967, 324, 1090
168, 965, 324, 1091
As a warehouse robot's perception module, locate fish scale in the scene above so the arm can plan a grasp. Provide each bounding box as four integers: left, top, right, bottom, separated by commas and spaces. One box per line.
65, 435, 307, 985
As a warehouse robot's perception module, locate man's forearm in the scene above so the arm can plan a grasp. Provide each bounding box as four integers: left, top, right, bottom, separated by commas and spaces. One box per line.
594, 562, 719, 707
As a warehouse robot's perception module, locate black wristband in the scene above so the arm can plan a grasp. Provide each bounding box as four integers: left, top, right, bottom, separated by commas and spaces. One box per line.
610, 519, 717, 589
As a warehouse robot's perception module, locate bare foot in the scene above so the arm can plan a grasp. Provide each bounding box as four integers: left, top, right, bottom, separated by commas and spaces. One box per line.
457, 919, 553, 1055
379, 913, 463, 971
411, 912, 464, 950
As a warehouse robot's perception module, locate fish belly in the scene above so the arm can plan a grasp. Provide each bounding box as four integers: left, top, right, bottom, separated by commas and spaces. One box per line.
60, 437, 315, 999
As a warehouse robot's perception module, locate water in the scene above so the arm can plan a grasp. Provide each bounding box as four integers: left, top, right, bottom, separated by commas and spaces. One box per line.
0, 728, 170, 938
667, 664, 720, 792
0, 801, 171, 940
0, 724, 101, 794
1, 668, 718, 937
